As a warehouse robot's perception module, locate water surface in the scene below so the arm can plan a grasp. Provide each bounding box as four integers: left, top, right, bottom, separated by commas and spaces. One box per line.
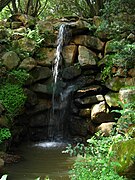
4, 141, 74, 180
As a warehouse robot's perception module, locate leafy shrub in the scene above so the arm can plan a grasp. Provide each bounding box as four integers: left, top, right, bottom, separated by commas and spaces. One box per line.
113, 102, 135, 134
0, 83, 26, 118
0, 128, 11, 143
64, 132, 127, 180
101, 41, 135, 81
7, 69, 29, 86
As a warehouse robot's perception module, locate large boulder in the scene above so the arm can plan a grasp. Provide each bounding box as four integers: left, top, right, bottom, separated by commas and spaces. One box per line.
31, 83, 53, 96
17, 37, 36, 53
62, 66, 81, 80
73, 35, 104, 51
119, 87, 135, 104
19, 57, 37, 71
75, 95, 104, 107
30, 66, 52, 83
75, 85, 102, 98
36, 48, 56, 67
2, 51, 20, 70
63, 45, 78, 66
69, 116, 89, 137
105, 77, 135, 91
91, 101, 109, 120
78, 46, 97, 67
96, 122, 116, 136
79, 108, 91, 118
112, 138, 135, 178
105, 92, 120, 107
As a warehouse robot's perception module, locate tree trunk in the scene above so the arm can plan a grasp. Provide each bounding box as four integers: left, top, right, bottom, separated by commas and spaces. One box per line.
0, 0, 12, 11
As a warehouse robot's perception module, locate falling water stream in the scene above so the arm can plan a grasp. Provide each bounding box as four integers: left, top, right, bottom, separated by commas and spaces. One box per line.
48, 24, 73, 140
3, 24, 74, 180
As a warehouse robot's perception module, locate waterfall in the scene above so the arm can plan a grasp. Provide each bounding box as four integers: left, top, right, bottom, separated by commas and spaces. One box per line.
53, 24, 66, 84
48, 24, 73, 140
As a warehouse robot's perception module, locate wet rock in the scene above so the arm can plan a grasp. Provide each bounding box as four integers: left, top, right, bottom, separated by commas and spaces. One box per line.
29, 127, 48, 141
24, 89, 38, 106
0, 152, 21, 163
73, 75, 95, 89
30, 113, 49, 127
32, 83, 53, 96
63, 45, 78, 66
78, 46, 97, 67
69, 116, 88, 136
19, 57, 37, 71
75, 95, 104, 107
62, 66, 81, 80
73, 35, 104, 51
30, 66, 52, 83
26, 99, 51, 115
2, 51, 20, 70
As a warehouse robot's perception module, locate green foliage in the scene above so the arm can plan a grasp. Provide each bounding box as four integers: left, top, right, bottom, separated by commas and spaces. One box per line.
0, 83, 26, 118
0, 128, 11, 143
113, 102, 135, 134
102, 0, 135, 17
64, 132, 127, 180
7, 69, 29, 86
101, 41, 135, 81
0, 6, 11, 20
26, 27, 44, 47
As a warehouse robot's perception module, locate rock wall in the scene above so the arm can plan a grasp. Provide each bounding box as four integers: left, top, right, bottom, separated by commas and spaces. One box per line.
0, 14, 135, 143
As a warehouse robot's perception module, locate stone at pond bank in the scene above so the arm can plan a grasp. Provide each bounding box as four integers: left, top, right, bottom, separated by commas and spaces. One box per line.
0, 151, 21, 164
112, 138, 135, 177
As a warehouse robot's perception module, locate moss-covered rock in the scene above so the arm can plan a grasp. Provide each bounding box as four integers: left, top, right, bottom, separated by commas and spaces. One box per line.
112, 138, 135, 174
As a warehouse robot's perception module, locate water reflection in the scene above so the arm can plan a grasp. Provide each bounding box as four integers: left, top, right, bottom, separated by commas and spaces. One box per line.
4, 142, 74, 180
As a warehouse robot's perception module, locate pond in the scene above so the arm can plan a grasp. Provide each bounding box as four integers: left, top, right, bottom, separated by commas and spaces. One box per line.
3, 141, 74, 180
